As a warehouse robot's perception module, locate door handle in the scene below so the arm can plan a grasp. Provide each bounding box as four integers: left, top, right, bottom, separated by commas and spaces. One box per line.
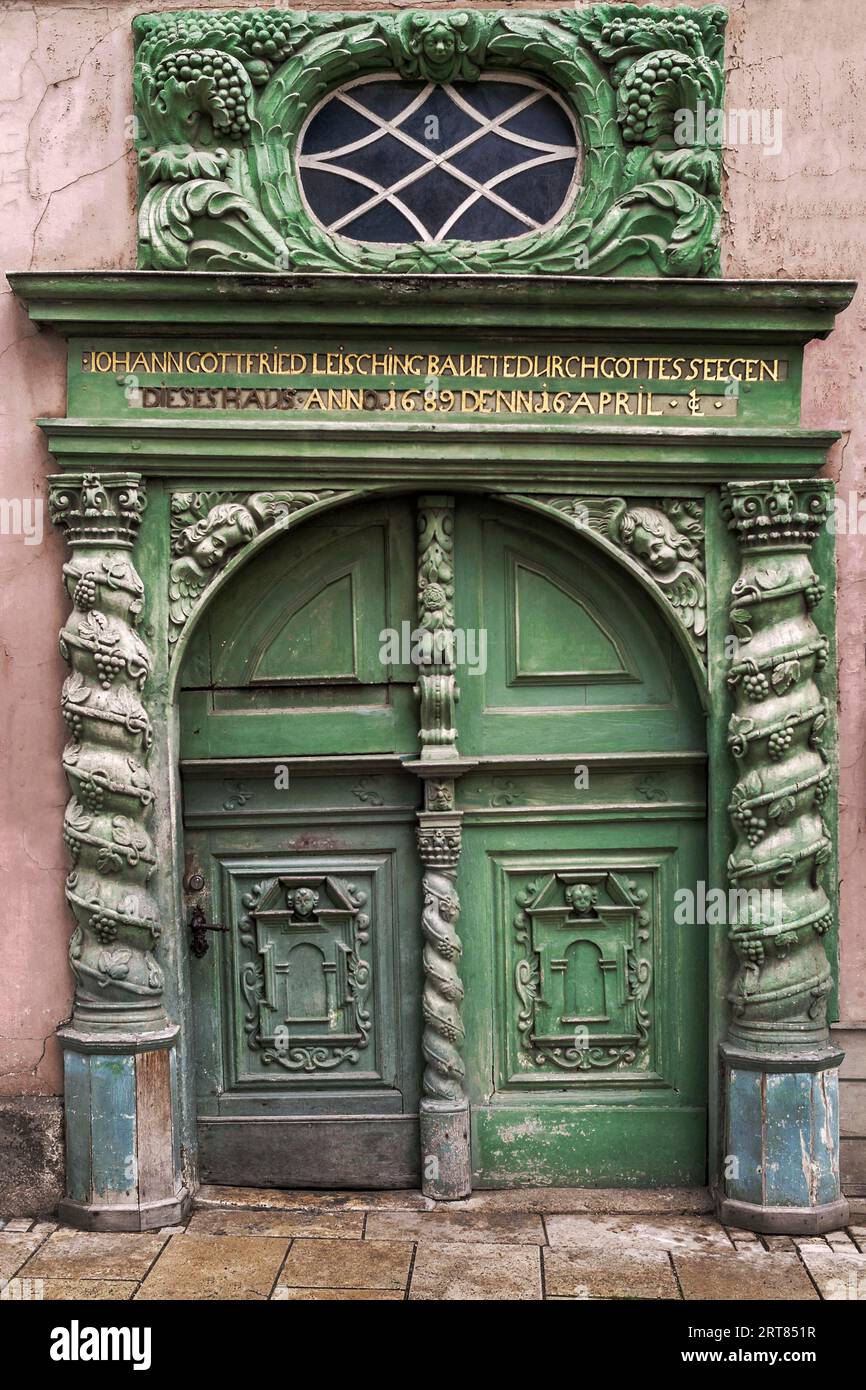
189, 904, 229, 958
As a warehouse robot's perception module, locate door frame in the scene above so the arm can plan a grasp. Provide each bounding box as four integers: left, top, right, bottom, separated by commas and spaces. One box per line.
15, 270, 849, 1232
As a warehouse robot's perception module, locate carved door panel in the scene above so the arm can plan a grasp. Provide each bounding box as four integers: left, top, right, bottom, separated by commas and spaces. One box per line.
181, 499, 423, 1187
455, 501, 708, 1186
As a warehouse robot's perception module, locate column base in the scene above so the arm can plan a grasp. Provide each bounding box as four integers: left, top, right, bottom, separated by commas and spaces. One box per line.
420, 1099, 471, 1200
716, 1193, 849, 1237
58, 1188, 191, 1233
719, 1041, 847, 1234
59, 1025, 188, 1231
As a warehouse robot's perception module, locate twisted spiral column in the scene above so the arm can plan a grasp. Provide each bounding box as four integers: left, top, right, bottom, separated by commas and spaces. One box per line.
416, 813, 470, 1199
718, 480, 846, 1234
49, 474, 185, 1230
50, 473, 164, 1031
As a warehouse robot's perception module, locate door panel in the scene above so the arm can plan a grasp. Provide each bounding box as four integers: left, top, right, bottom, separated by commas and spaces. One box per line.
460, 816, 707, 1185
181, 499, 423, 1188
454, 499, 708, 1186
456, 504, 704, 751
180, 499, 418, 758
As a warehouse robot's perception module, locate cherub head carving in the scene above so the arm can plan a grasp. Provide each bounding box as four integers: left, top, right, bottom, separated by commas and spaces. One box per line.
619, 506, 699, 575
176, 503, 257, 570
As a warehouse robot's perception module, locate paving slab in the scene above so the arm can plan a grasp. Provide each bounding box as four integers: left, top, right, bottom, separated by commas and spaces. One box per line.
797, 1247, 866, 1300
187, 1209, 365, 1239
410, 1241, 542, 1300
0, 1232, 47, 1279
673, 1252, 819, 1300
31, 1279, 138, 1300
366, 1209, 545, 1244
194, 1185, 432, 1213
136, 1233, 287, 1300
278, 1238, 411, 1291
545, 1214, 733, 1253
272, 1287, 404, 1300
21, 1229, 167, 1281
544, 1246, 679, 1300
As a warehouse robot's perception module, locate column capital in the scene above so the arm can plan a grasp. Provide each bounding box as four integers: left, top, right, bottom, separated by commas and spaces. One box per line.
48, 472, 146, 548
721, 480, 831, 549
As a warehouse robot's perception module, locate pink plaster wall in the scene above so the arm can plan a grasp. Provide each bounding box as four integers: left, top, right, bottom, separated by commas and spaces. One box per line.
0, 0, 863, 1098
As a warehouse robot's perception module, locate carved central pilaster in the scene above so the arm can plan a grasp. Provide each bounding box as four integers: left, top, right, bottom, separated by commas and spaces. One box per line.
415, 496, 459, 757
722, 480, 834, 1051
49, 473, 165, 1033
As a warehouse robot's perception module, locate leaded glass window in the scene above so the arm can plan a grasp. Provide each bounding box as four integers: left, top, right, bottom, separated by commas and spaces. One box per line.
297, 74, 581, 247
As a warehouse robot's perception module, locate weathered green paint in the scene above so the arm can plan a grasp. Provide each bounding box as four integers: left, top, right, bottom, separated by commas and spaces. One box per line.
132, 7, 726, 277
11, 264, 854, 1228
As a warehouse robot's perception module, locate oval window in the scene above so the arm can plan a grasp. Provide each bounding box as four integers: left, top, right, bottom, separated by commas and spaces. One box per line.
297, 74, 581, 246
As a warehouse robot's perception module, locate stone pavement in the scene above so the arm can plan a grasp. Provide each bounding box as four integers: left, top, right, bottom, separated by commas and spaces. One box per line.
2, 1189, 866, 1300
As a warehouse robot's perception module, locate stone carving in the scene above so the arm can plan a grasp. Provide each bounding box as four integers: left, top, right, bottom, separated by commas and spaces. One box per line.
388, 10, 489, 82
49, 473, 165, 1031
415, 497, 458, 756
417, 815, 466, 1104
425, 780, 455, 812
721, 481, 835, 1046
514, 869, 652, 1071
168, 488, 339, 648
239, 874, 372, 1072
133, 6, 725, 276
542, 495, 707, 659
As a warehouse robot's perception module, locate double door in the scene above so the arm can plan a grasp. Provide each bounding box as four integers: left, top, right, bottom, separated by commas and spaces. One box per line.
181, 495, 707, 1187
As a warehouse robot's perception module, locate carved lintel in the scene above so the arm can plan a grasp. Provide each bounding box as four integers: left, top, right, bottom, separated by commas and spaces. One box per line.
168, 488, 342, 650
50, 474, 164, 1033
721, 480, 835, 1051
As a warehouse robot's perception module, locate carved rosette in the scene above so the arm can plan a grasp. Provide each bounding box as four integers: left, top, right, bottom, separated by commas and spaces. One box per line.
417, 815, 466, 1105
416, 497, 458, 756
722, 481, 834, 1049
49, 474, 165, 1032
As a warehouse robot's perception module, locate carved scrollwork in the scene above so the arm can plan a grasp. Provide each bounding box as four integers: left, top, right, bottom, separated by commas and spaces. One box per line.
167, 488, 341, 649
721, 481, 836, 1047
513, 870, 653, 1071
133, 7, 725, 277
415, 498, 458, 754
50, 473, 164, 1031
539, 494, 707, 660
239, 874, 373, 1072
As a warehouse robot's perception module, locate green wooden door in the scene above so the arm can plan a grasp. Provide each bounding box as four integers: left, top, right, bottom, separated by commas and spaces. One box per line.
181, 493, 707, 1189
180, 499, 424, 1187
454, 502, 708, 1185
